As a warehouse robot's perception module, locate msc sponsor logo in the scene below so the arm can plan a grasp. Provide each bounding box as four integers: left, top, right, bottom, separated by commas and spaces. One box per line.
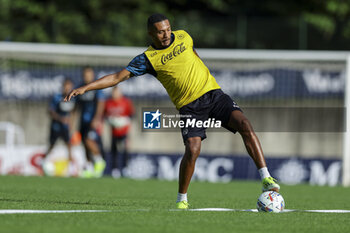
123, 154, 234, 183
274, 158, 341, 186
161, 42, 186, 65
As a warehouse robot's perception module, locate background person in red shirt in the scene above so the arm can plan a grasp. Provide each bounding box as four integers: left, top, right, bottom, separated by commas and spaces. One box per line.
104, 86, 134, 177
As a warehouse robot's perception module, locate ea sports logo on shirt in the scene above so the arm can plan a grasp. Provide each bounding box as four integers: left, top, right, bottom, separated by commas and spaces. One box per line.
143, 109, 162, 129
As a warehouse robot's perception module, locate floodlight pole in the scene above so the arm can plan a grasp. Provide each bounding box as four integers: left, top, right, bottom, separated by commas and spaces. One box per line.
343, 54, 350, 187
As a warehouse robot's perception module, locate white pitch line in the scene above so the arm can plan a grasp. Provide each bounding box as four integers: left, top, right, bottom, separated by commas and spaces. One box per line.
187, 208, 350, 213
0, 210, 111, 214
186, 208, 259, 212
188, 208, 237, 212
304, 210, 350, 213
1, 208, 350, 214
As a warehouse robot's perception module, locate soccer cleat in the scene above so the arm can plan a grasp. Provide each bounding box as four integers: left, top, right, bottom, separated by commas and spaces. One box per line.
262, 177, 280, 192
176, 201, 189, 210
94, 160, 106, 177
81, 169, 94, 178
80, 162, 95, 178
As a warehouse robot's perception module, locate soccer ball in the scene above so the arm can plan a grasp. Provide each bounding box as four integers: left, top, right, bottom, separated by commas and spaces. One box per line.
257, 191, 285, 213
42, 161, 55, 176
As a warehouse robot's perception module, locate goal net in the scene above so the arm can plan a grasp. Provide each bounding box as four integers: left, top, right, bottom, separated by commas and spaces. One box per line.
0, 42, 349, 186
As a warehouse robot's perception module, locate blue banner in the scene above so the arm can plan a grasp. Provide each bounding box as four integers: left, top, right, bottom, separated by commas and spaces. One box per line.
114, 153, 341, 186
0, 67, 345, 100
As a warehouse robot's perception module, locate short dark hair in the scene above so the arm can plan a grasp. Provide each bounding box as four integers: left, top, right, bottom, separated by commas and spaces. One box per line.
147, 13, 168, 31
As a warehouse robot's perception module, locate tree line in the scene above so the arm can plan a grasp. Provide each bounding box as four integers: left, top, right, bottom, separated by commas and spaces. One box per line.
0, 0, 350, 50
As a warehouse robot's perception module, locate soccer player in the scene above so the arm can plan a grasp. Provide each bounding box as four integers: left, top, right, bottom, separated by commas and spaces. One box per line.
42, 78, 75, 174
76, 67, 106, 177
65, 14, 280, 209
104, 86, 134, 177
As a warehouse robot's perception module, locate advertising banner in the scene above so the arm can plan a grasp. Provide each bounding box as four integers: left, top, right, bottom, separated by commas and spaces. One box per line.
0, 145, 341, 186
0, 68, 345, 100
116, 153, 342, 186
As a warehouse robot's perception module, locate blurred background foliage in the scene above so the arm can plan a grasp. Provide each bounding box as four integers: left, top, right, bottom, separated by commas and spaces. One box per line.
1, 0, 350, 50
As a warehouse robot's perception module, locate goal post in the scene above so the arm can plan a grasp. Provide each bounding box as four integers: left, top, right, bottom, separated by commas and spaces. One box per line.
200, 49, 350, 187
343, 55, 350, 186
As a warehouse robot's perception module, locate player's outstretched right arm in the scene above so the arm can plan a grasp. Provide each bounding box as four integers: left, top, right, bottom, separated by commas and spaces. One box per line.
64, 68, 132, 101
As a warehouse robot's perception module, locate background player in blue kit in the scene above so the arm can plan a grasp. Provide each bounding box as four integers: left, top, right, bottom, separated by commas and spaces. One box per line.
76, 67, 106, 177
42, 78, 75, 174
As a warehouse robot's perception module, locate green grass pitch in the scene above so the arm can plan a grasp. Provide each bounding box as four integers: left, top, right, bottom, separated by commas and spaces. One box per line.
0, 176, 349, 233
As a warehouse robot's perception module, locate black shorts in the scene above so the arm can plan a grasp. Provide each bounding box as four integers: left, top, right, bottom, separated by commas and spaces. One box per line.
80, 122, 100, 142
49, 123, 70, 145
80, 122, 104, 157
179, 89, 241, 143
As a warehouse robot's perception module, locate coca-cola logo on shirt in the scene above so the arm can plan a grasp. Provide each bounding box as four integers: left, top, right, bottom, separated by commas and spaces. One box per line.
161, 42, 186, 65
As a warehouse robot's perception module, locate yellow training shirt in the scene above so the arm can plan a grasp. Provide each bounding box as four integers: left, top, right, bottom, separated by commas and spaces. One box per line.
144, 30, 221, 109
